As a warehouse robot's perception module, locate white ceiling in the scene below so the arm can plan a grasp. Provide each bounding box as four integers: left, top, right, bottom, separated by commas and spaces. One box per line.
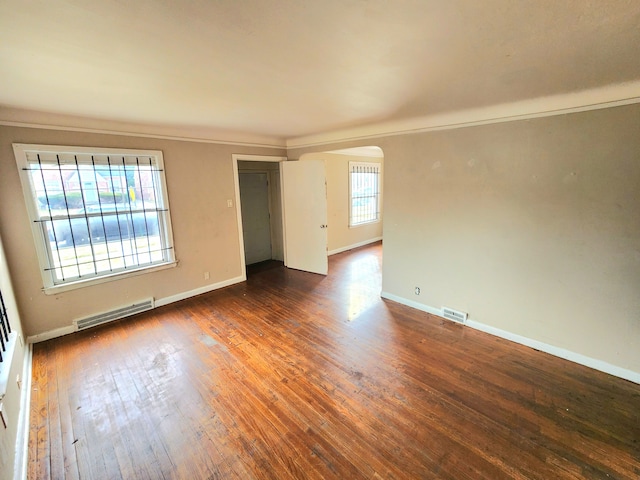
1, 0, 639, 146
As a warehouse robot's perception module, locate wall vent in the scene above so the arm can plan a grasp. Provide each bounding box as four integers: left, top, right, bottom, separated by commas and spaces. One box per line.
74, 299, 154, 331
442, 307, 468, 324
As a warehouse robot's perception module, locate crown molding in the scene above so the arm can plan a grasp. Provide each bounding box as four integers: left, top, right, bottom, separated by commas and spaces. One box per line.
326, 146, 384, 158
3, 81, 640, 151
286, 81, 640, 149
0, 107, 287, 149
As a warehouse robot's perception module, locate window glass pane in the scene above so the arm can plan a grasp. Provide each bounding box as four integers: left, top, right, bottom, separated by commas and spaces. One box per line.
350, 162, 380, 226
16, 146, 175, 289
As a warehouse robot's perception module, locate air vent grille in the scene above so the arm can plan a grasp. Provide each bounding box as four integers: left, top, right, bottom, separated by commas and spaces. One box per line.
442, 307, 468, 324
74, 299, 154, 331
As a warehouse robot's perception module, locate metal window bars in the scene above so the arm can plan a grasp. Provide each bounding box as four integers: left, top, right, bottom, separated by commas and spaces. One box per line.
24, 154, 173, 285
0, 289, 11, 363
350, 163, 380, 226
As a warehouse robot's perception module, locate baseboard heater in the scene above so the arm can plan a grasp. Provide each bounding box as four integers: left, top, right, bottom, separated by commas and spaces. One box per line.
74, 298, 155, 331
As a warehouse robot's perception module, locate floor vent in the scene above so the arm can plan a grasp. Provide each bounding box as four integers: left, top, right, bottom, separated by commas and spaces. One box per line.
74, 299, 154, 331
442, 307, 468, 324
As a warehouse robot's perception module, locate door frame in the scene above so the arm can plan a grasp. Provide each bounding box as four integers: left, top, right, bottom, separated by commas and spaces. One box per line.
232, 154, 287, 278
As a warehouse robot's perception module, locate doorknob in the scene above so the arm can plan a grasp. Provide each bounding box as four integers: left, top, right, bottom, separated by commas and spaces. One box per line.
320, 224, 328, 229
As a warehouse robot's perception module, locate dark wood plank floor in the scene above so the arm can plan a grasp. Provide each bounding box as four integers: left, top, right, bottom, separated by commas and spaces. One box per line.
28, 242, 640, 479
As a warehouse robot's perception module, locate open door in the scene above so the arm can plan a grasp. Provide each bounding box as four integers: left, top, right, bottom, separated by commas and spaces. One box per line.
281, 160, 328, 275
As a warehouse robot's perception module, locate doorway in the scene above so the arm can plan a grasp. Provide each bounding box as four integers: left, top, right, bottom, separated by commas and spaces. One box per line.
233, 154, 329, 277
232, 148, 383, 279
239, 172, 271, 264
298, 146, 384, 256
233, 155, 286, 275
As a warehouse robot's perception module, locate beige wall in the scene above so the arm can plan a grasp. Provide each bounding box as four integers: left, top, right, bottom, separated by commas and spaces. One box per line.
290, 104, 640, 376
301, 152, 383, 253
0, 233, 26, 480
1, 104, 639, 378
0, 126, 285, 338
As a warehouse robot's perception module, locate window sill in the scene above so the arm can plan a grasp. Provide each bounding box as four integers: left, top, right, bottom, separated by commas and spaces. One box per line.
349, 219, 381, 228
42, 261, 178, 295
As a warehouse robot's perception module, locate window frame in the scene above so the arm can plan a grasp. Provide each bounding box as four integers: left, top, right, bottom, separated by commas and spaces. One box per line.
13, 144, 177, 294
349, 161, 381, 227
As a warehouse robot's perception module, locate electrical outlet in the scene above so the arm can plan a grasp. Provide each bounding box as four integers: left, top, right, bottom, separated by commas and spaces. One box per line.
227, 199, 233, 208
415, 287, 420, 295
204, 271, 210, 280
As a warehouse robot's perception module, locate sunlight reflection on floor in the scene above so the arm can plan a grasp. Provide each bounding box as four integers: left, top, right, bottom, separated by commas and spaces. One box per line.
347, 253, 381, 321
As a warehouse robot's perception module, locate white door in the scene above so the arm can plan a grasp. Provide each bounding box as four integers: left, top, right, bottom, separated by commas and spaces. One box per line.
281, 160, 328, 275
239, 172, 272, 265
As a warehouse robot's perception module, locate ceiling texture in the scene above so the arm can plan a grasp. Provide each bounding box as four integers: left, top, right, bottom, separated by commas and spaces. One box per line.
1, 0, 639, 146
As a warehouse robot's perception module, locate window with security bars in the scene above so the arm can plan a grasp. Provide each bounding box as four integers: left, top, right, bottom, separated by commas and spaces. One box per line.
14, 144, 176, 291
349, 162, 381, 226
0, 289, 11, 364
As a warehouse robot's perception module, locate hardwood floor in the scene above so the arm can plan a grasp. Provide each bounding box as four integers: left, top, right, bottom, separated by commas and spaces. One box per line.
28, 242, 640, 479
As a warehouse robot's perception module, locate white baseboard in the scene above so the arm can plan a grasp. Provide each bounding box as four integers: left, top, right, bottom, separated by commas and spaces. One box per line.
27, 275, 247, 344
27, 325, 75, 344
155, 274, 245, 307
328, 237, 382, 256
14, 343, 32, 480
380, 292, 442, 316
380, 291, 640, 385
